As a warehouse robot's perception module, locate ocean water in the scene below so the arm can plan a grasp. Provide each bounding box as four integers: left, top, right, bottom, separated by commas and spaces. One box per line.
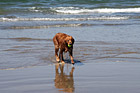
0, 0, 140, 69
0, 0, 140, 29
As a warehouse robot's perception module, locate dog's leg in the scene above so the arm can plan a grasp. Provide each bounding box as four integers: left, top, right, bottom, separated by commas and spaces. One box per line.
69, 49, 74, 64
53, 36, 60, 62
59, 49, 65, 63
55, 46, 60, 62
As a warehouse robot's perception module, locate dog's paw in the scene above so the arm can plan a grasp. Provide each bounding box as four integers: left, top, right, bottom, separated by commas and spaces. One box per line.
71, 61, 75, 65
61, 61, 65, 64
56, 57, 60, 62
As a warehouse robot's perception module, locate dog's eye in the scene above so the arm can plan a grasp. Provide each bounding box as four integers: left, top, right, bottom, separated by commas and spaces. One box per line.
67, 40, 69, 42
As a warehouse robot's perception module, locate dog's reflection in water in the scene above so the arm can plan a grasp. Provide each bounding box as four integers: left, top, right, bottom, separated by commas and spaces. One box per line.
54, 63, 75, 92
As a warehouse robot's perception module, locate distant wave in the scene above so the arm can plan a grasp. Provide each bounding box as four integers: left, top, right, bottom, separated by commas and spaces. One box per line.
52, 7, 140, 14
9, 24, 85, 29
0, 16, 129, 22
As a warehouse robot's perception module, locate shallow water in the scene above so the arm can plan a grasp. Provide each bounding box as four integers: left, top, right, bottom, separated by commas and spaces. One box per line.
1, 25, 140, 69
1, 19, 140, 69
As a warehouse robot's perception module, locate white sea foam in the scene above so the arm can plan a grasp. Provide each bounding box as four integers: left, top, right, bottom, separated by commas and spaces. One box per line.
28, 7, 43, 12
0, 16, 129, 22
54, 7, 140, 14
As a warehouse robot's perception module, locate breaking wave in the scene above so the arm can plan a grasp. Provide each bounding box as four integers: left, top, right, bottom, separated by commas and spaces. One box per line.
52, 7, 140, 14
27, 7, 140, 14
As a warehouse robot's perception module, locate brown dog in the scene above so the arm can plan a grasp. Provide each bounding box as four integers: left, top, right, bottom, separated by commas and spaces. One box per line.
53, 33, 75, 64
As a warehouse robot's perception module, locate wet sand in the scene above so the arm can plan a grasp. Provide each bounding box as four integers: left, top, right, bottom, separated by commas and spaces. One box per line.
1, 25, 140, 93
1, 61, 140, 93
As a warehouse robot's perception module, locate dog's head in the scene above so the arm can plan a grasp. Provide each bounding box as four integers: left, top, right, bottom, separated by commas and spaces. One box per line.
65, 36, 75, 47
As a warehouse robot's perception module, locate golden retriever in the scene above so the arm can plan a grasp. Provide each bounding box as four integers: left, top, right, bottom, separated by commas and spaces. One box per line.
53, 33, 75, 64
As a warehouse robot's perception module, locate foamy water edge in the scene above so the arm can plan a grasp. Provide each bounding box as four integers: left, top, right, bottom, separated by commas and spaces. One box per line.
0, 16, 129, 22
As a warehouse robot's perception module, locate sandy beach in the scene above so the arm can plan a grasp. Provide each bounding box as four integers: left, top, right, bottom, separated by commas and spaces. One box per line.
1, 61, 140, 93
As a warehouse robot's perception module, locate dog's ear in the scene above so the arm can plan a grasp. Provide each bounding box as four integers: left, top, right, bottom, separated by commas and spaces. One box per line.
71, 37, 75, 44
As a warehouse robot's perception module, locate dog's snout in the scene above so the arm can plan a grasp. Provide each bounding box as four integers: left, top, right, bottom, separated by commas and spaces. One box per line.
69, 42, 72, 45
